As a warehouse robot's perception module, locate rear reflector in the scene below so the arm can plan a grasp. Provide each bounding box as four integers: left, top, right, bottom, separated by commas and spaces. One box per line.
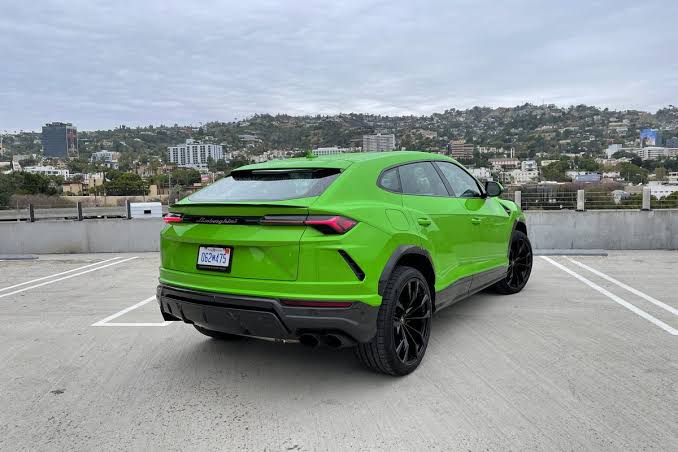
281, 300, 353, 308
163, 213, 183, 224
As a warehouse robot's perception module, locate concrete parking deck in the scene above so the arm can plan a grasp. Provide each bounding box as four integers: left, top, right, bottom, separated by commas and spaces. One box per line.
0, 252, 676, 451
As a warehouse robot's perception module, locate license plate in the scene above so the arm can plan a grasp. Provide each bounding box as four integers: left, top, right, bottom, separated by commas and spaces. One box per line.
196, 246, 233, 272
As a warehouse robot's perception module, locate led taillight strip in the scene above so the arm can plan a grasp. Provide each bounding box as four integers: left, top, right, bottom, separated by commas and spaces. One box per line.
163, 213, 358, 234
262, 215, 357, 234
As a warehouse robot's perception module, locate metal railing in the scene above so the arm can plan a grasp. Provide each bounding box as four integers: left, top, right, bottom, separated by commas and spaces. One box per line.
508, 187, 674, 211
0, 201, 168, 222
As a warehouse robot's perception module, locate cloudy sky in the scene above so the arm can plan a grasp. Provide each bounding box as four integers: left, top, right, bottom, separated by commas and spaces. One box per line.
1, 0, 677, 130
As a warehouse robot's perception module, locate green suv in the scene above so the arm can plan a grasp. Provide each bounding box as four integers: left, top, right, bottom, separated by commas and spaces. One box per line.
157, 151, 532, 375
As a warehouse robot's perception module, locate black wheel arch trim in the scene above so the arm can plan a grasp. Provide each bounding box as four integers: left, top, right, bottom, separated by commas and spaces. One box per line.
509, 219, 528, 257
378, 245, 435, 296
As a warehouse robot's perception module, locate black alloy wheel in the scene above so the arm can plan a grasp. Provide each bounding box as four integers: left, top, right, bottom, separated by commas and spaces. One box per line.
493, 230, 533, 294
356, 266, 432, 376
392, 278, 432, 365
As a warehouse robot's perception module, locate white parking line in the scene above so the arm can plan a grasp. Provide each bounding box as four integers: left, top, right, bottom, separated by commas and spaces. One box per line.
92, 296, 172, 327
0, 257, 138, 299
541, 256, 678, 336
567, 258, 678, 317
0, 257, 122, 293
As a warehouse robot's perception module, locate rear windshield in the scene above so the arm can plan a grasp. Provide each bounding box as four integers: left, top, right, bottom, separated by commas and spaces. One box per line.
188, 168, 341, 202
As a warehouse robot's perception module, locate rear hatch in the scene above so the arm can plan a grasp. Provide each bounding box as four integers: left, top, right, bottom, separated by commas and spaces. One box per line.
161, 165, 345, 281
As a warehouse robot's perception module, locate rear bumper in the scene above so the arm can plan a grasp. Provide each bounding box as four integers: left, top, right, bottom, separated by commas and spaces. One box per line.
157, 284, 379, 343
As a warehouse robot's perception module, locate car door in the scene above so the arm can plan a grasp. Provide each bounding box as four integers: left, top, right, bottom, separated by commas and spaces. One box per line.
397, 161, 477, 291
433, 161, 512, 272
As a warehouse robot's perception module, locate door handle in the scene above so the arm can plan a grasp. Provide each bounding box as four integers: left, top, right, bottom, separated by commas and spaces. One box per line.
471, 217, 481, 225
417, 217, 432, 227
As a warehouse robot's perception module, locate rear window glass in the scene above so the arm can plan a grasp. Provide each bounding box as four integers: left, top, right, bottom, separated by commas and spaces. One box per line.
378, 167, 401, 192
188, 168, 340, 202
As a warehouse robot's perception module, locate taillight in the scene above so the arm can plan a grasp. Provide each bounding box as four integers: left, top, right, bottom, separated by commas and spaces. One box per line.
261, 215, 357, 234
163, 213, 183, 224
304, 216, 357, 234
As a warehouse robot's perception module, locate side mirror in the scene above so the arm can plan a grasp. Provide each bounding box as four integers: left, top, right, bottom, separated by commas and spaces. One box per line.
485, 180, 503, 197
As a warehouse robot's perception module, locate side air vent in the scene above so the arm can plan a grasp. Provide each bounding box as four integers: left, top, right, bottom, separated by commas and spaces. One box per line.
337, 250, 365, 281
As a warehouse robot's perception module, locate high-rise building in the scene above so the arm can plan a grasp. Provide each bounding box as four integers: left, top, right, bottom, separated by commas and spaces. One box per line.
42, 122, 78, 158
640, 128, 662, 147
168, 139, 224, 168
362, 134, 395, 152
448, 140, 474, 161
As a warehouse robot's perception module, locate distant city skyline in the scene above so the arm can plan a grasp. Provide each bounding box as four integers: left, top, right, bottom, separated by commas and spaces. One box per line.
1, 0, 677, 130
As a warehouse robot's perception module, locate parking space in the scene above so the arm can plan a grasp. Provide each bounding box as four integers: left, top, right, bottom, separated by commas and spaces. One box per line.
0, 252, 676, 450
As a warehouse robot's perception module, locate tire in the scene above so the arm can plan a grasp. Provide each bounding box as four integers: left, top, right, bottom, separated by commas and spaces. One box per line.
193, 325, 242, 340
492, 229, 533, 295
356, 266, 432, 376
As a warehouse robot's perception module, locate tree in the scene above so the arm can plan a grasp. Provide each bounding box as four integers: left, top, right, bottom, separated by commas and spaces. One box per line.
170, 168, 201, 186
118, 152, 136, 172
575, 157, 601, 172
67, 159, 89, 173
229, 157, 252, 170
617, 162, 648, 184
0, 173, 19, 207
655, 167, 667, 181
104, 173, 147, 196
541, 160, 570, 182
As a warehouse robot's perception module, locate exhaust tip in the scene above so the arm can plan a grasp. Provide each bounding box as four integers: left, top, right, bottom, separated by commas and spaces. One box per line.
299, 334, 320, 348
324, 334, 343, 349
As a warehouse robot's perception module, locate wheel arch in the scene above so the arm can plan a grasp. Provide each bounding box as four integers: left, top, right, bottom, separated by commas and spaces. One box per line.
514, 220, 527, 236
378, 245, 436, 304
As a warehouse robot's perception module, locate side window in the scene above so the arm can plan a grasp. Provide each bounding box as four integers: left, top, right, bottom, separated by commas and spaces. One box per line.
378, 167, 401, 192
398, 162, 449, 196
435, 162, 482, 198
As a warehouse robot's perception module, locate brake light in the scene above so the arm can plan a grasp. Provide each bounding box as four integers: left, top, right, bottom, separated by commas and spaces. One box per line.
260, 215, 357, 234
163, 213, 183, 224
304, 216, 357, 234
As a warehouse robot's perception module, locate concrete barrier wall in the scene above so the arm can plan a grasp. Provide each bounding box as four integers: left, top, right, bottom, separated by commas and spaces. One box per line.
1, 219, 164, 254
1, 209, 677, 254
524, 209, 678, 250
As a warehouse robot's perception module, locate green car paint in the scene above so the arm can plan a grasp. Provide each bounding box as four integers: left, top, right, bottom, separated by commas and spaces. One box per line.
159, 151, 524, 309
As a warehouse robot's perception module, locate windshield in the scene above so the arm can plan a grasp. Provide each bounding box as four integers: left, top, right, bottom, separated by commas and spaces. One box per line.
188, 168, 340, 202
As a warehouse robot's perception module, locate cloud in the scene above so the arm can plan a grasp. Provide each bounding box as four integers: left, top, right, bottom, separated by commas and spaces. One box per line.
1, 0, 676, 130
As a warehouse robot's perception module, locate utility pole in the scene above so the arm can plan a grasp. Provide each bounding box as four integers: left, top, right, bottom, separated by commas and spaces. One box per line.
168, 172, 172, 205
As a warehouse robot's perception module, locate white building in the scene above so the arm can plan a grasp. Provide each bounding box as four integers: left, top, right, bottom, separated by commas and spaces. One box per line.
469, 167, 491, 181
507, 169, 539, 184
635, 147, 678, 160
363, 134, 395, 152
168, 139, 224, 169
251, 150, 297, 163
477, 146, 504, 154
521, 160, 537, 171
90, 150, 121, 169
313, 147, 345, 156
24, 166, 70, 178
489, 158, 520, 170
647, 181, 678, 199
312, 146, 361, 156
